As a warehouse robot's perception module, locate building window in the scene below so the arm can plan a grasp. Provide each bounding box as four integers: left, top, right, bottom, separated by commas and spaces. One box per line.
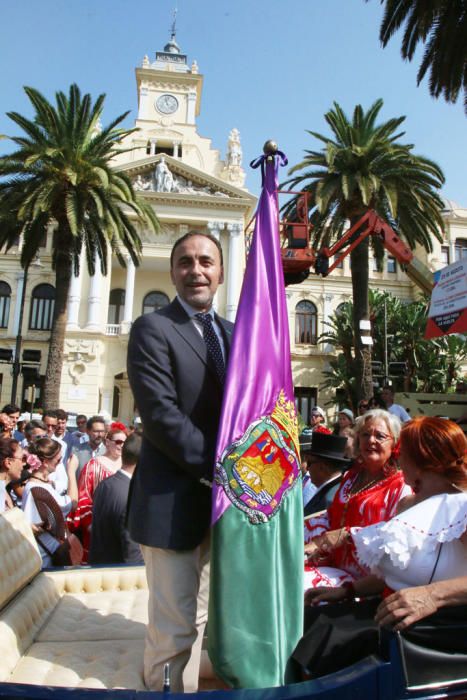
295, 300, 317, 345
29, 284, 55, 330
108, 289, 125, 324
441, 246, 450, 265
112, 386, 120, 418
143, 291, 170, 315
335, 302, 349, 317
0, 282, 11, 329
155, 144, 174, 156
294, 387, 318, 426
387, 256, 397, 273
455, 239, 467, 261
334, 255, 343, 269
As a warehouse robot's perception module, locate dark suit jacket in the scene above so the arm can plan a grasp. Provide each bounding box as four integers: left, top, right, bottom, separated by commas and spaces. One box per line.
304, 475, 342, 518
89, 470, 143, 565
126, 298, 233, 550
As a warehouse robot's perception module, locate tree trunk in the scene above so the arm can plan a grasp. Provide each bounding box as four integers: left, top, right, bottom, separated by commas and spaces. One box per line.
349, 225, 373, 401
43, 245, 73, 410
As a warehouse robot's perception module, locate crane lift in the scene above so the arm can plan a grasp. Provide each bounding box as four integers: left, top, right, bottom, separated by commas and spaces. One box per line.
278, 191, 434, 295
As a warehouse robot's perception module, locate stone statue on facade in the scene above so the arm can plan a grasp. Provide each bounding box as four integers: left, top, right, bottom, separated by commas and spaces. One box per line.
154, 156, 174, 192
226, 128, 242, 167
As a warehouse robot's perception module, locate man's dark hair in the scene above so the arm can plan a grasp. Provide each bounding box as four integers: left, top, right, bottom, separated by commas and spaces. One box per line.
55, 409, 68, 421
122, 432, 142, 467
170, 231, 223, 267
76, 414, 87, 422
87, 415, 105, 431
24, 420, 47, 438
1, 404, 21, 415
43, 410, 58, 420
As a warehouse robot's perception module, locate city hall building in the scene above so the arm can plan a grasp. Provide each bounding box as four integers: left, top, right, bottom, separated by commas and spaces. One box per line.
0, 34, 466, 424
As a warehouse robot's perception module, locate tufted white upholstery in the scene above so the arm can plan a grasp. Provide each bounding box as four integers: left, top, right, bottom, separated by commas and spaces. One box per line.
0, 509, 42, 610
9, 640, 146, 689
0, 509, 149, 690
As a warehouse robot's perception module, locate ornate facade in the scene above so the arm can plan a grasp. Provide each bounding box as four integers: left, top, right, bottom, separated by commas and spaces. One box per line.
0, 34, 465, 424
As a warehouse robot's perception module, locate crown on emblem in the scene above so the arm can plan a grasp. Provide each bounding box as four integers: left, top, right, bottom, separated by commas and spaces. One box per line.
271, 390, 300, 456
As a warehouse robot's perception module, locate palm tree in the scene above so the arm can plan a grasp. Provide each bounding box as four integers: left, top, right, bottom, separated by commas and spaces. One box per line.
371, 0, 467, 112
283, 99, 445, 400
0, 84, 159, 408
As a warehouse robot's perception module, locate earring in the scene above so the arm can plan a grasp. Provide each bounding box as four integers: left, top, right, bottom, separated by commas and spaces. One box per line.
413, 478, 421, 494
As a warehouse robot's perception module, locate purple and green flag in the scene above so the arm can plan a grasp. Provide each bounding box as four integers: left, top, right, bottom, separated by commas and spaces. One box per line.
208, 151, 304, 688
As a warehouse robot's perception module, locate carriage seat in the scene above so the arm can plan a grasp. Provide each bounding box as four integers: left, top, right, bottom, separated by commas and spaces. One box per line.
0, 508, 148, 690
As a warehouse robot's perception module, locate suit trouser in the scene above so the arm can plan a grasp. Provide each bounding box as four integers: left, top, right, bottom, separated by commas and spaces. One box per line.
141, 534, 210, 692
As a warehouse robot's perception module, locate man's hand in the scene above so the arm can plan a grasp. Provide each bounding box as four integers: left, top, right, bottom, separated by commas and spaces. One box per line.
375, 586, 438, 631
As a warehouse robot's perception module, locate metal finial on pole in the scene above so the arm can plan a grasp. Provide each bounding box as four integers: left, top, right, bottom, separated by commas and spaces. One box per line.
170, 7, 178, 40
163, 662, 171, 693
263, 140, 278, 157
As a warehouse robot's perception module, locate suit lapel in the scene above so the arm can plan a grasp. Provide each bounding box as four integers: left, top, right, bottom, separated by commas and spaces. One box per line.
165, 299, 209, 367
164, 299, 231, 387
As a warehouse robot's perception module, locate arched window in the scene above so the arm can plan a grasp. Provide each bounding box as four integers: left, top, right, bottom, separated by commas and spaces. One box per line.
29, 284, 55, 330
295, 300, 317, 345
0, 282, 11, 329
143, 291, 169, 315
108, 289, 125, 324
335, 302, 349, 317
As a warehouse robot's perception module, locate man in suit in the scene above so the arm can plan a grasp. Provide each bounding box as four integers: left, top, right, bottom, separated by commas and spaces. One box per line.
126, 232, 233, 692
304, 432, 350, 517
89, 432, 143, 565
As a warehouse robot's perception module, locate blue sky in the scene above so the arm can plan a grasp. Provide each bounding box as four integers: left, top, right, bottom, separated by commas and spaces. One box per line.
1, 0, 465, 202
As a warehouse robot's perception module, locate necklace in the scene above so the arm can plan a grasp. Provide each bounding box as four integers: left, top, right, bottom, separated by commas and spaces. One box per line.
30, 475, 49, 484
339, 471, 384, 527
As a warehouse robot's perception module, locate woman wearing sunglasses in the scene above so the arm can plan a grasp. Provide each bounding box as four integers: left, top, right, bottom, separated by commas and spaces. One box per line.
304, 409, 410, 590
71, 427, 127, 561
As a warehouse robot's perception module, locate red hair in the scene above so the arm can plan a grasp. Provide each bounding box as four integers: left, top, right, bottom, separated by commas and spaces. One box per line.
400, 417, 467, 489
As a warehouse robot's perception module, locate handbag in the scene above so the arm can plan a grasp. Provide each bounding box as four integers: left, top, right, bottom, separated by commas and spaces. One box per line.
31, 486, 83, 566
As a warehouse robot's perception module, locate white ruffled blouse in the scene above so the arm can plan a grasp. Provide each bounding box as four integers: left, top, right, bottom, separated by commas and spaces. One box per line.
352, 493, 467, 591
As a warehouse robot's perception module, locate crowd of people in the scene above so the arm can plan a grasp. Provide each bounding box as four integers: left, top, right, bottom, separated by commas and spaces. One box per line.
0, 405, 143, 567
297, 405, 467, 680
0, 229, 466, 692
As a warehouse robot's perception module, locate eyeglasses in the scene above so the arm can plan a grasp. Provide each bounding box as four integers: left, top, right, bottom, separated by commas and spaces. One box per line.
359, 403, 369, 409
110, 439, 126, 446
360, 430, 392, 443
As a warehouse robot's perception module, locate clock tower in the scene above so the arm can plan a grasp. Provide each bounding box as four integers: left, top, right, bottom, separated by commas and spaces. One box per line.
135, 28, 203, 131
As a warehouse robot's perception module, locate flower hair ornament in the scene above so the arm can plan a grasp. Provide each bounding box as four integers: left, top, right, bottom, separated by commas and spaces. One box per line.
313, 425, 332, 435
110, 421, 127, 433
25, 452, 42, 473
391, 439, 401, 461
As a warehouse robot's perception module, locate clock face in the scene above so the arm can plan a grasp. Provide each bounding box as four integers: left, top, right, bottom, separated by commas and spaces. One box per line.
156, 94, 178, 114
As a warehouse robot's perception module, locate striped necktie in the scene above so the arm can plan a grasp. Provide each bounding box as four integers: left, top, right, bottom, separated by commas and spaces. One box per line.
195, 313, 225, 383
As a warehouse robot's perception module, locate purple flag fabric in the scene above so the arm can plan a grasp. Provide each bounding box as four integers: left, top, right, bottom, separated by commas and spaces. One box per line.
208, 153, 304, 688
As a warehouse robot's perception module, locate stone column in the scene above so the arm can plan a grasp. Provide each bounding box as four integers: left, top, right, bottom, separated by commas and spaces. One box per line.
173, 141, 181, 158
449, 239, 456, 264
121, 257, 136, 333
150, 139, 157, 156
187, 90, 197, 124
86, 267, 104, 331
66, 268, 82, 330
207, 222, 224, 311
12, 272, 25, 337
226, 223, 243, 321
137, 85, 149, 120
